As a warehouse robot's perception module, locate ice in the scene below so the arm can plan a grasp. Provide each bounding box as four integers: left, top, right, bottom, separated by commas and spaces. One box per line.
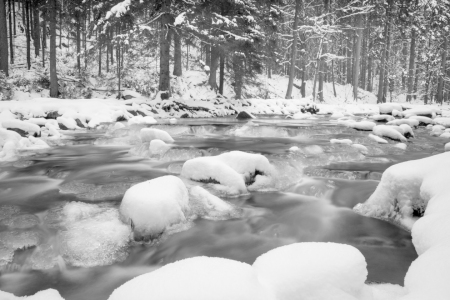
0, 205, 21, 219
0, 244, 14, 266
108, 257, 273, 300
140, 128, 174, 143
0, 230, 41, 250
0, 214, 40, 229
128, 115, 157, 125
149, 139, 171, 155
229, 125, 290, 138
119, 176, 189, 241
394, 143, 407, 150
352, 144, 368, 154
60, 202, 131, 267
303, 145, 324, 155
26, 242, 60, 270
0, 289, 65, 300
253, 243, 368, 300
59, 181, 133, 201
189, 186, 237, 219
373, 125, 407, 142
181, 151, 274, 195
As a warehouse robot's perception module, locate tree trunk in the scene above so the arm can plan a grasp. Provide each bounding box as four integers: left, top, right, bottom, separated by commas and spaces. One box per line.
406, 1, 418, 102
42, 8, 45, 67
205, 44, 211, 66
377, 0, 392, 103
233, 54, 245, 100
98, 29, 102, 76
331, 60, 337, 97
219, 51, 224, 95
13, 0, 15, 36
76, 10, 80, 73
437, 37, 448, 104
352, 13, 363, 100
173, 29, 182, 76
159, 1, 172, 100
0, 0, 8, 76
49, 0, 58, 98
59, 0, 62, 48
346, 32, 352, 84
8, 0, 13, 64
25, 0, 30, 69
186, 42, 189, 71
318, 0, 328, 102
33, 0, 39, 57
209, 46, 219, 90
285, 0, 301, 99
301, 63, 306, 97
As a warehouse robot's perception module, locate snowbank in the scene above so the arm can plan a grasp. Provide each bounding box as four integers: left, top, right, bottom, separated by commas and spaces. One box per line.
354, 152, 450, 299
108, 256, 273, 300
0, 289, 65, 300
119, 176, 189, 241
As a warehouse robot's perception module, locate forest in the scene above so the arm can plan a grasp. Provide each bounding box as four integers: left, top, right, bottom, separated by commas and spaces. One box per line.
0, 0, 449, 104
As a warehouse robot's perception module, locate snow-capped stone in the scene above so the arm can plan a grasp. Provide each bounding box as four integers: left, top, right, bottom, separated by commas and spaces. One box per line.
236, 111, 256, 120
149, 139, 170, 155
409, 116, 435, 125
0, 128, 21, 147
387, 119, 419, 128
403, 106, 441, 118
119, 176, 189, 241
128, 115, 158, 125
108, 257, 273, 300
140, 128, 174, 143
399, 124, 415, 138
371, 115, 395, 122
352, 144, 368, 154
445, 143, 450, 152
394, 143, 407, 150
253, 243, 368, 300
434, 117, 450, 128
330, 139, 353, 145
348, 121, 376, 131
378, 103, 403, 115
57, 116, 79, 130
368, 134, 388, 144
392, 109, 403, 118
189, 186, 234, 218
373, 125, 407, 142
2, 120, 41, 135
439, 132, 450, 139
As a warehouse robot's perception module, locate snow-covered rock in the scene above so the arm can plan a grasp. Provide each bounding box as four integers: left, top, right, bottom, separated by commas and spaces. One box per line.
181, 151, 274, 195
445, 143, 450, 152
119, 176, 189, 241
0, 289, 65, 300
378, 103, 403, 115
253, 243, 368, 300
371, 115, 395, 122
403, 106, 440, 118
399, 124, 415, 138
409, 116, 435, 125
348, 121, 376, 131
112, 122, 126, 130
434, 117, 450, 128
57, 116, 79, 130
289, 146, 300, 151
236, 111, 256, 120
2, 120, 41, 135
352, 144, 368, 154
368, 134, 388, 144
330, 139, 353, 145
140, 128, 174, 143
373, 125, 407, 142
392, 109, 403, 118
387, 119, 419, 128
149, 139, 170, 155
108, 257, 273, 300
128, 115, 157, 125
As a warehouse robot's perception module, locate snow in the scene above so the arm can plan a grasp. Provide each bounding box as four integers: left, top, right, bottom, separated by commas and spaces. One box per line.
387, 119, 419, 127
289, 146, 300, 151
371, 115, 395, 122
434, 117, 450, 127
108, 257, 273, 300
181, 151, 274, 195
409, 116, 435, 125
128, 115, 158, 125
394, 143, 407, 150
1, 119, 41, 135
149, 139, 171, 155
0, 289, 65, 300
392, 109, 403, 118
373, 125, 407, 142
368, 134, 388, 144
378, 103, 403, 114
140, 128, 174, 143
352, 144, 368, 154
445, 142, 450, 151
189, 186, 235, 218
399, 124, 415, 138
330, 139, 353, 145
348, 121, 376, 131
403, 106, 441, 118
56, 116, 79, 130
253, 243, 368, 300
119, 176, 189, 241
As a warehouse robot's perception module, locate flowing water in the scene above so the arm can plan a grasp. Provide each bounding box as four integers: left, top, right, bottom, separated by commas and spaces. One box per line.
0, 116, 445, 300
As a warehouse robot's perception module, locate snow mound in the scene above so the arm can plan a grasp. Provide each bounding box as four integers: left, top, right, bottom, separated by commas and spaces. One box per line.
434, 117, 450, 128
378, 103, 403, 114
140, 128, 174, 143
0, 289, 65, 300
108, 256, 273, 300
348, 121, 376, 131
409, 116, 435, 125
253, 242, 368, 300
119, 176, 189, 241
368, 134, 388, 144
181, 151, 274, 195
403, 106, 440, 118
373, 125, 407, 142
330, 139, 353, 145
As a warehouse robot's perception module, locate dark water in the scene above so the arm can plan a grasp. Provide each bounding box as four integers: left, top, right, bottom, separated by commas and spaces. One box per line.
0, 116, 445, 299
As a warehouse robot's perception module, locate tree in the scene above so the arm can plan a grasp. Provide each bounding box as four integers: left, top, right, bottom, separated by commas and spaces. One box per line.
0, 0, 8, 76
285, 0, 301, 99
49, 0, 58, 98
352, 12, 363, 100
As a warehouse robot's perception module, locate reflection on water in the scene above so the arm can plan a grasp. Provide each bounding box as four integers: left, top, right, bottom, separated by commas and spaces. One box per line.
0, 116, 444, 300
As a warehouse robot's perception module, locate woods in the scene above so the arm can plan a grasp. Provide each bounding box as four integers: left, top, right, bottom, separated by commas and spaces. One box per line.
0, 0, 448, 103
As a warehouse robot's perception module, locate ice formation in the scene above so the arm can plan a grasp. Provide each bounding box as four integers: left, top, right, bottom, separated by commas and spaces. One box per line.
119, 176, 189, 241
354, 152, 450, 299
181, 151, 274, 195
108, 257, 273, 300
189, 186, 235, 219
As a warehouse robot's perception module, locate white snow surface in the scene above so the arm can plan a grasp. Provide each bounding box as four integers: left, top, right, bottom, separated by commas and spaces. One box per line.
373, 125, 407, 142
386, 119, 419, 128
368, 134, 388, 144
348, 121, 376, 131
119, 176, 189, 239
2, 120, 41, 134
0, 289, 64, 300
149, 139, 170, 155
378, 103, 403, 114
140, 128, 174, 143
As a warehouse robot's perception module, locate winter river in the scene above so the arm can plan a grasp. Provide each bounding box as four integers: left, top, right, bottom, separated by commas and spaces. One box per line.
0, 116, 444, 300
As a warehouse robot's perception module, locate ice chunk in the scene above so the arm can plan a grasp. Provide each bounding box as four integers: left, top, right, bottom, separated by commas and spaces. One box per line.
140, 128, 174, 143
149, 139, 170, 155
0, 244, 14, 266
60, 202, 131, 267
0, 289, 65, 300
253, 243, 368, 300
119, 176, 189, 241
108, 257, 273, 300
0, 214, 40, 229
394, 143, 407, 150
368, 134, 388, 144
289, 146, 300, 151
330, 139, 353, 145
0, 230, 41, 250
373, 125, 407, 142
